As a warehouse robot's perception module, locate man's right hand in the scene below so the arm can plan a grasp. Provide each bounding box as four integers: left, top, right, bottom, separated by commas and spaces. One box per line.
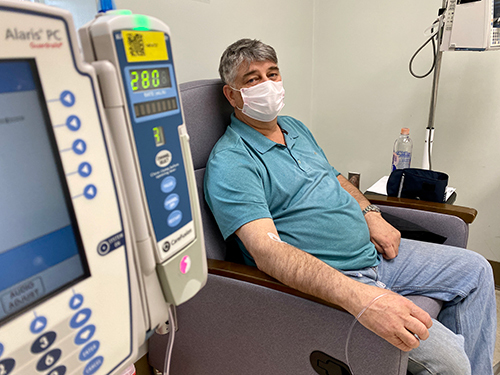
353, 285, 433, 352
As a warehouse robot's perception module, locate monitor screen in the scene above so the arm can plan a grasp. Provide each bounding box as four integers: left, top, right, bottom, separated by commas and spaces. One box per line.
0, 59, 89, 323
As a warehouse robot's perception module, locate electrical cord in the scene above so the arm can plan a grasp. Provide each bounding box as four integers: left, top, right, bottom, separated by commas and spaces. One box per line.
409, 27, 439, 79
345, 292, 390, 374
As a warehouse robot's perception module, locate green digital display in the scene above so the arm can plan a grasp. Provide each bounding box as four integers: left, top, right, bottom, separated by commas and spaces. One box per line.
153, 126, 165, 147
130, 67, 171, 92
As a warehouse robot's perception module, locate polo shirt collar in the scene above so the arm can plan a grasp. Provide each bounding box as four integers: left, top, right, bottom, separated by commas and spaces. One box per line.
229, 113, 299, 154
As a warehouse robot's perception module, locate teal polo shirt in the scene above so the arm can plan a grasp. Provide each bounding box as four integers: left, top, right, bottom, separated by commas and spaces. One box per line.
204, 114, 379, 271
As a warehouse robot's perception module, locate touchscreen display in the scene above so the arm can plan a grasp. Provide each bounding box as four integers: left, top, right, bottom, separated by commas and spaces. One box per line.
0, 60, 89, 323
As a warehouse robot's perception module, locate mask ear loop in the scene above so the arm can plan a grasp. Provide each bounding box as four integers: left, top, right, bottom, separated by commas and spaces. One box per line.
345, 292, 390, 374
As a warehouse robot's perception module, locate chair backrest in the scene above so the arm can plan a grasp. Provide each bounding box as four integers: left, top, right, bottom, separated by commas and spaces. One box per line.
179, 79, 234, 261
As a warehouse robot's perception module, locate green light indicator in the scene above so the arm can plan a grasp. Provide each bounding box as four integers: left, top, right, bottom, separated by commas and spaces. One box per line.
133, 15, 151, 31
116, 9, 133, 15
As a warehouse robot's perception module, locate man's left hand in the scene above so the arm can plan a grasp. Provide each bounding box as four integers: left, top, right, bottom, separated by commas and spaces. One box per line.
365, 212, 401, 260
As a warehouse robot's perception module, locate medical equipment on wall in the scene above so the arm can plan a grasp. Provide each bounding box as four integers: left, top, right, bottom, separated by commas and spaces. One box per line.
441, 0, 500, 52
410, 0, 500, 170
0, 1, 206, 374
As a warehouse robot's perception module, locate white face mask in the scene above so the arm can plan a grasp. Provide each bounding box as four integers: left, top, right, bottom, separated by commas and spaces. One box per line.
232, 80, 285, 122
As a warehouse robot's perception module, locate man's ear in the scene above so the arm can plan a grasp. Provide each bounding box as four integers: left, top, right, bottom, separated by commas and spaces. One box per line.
223, 84, 237, 108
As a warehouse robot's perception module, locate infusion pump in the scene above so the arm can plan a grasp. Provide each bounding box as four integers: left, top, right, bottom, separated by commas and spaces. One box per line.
441, 0, 500, 51
0, 1, 206, 375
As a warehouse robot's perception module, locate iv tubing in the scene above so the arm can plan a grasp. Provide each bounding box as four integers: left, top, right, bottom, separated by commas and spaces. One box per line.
161, 304, 176, 375
345, 292, 390, 374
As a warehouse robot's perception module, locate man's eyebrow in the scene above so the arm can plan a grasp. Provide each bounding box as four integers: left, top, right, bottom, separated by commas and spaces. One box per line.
241, 66, 280, 80
241, 69, 258, 80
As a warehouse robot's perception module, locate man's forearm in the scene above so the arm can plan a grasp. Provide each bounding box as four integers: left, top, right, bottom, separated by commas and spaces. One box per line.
236, 218, 366, 314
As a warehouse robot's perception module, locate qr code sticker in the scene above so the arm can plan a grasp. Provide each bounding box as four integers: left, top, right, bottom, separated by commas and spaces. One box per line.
128, 33, 145, 56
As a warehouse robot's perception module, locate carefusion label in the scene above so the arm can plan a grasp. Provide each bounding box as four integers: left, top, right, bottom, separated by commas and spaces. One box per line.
157, 221, 195, 261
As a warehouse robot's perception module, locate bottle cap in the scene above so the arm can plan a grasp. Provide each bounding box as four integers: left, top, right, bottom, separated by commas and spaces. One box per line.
401, 128, 410, 135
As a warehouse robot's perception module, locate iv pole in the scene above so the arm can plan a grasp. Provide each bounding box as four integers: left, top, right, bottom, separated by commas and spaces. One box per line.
422, 0, 447, 171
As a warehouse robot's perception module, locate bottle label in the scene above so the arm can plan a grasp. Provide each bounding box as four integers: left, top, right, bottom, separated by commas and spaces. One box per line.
392, 151, 411, 170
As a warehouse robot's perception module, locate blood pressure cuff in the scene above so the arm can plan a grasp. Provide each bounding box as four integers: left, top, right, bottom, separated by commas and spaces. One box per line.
387, 168, 449, 203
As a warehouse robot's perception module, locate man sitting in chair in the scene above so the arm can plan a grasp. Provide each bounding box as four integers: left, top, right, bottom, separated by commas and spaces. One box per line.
204, 38, 496, 375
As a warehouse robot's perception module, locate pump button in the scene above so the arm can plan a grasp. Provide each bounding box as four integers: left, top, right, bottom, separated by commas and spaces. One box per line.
47, 365, 67, 375
83, 356, 104, 375
30, 316, 47, 334
69, 294, 84, 310
74, 325, 96, 346
60, 91, 75, 107
70, 308, 92, 329
0, 359, 15, 375
36, 348, 61, 372
79, 340, 100, 361
31, 331, 57, 354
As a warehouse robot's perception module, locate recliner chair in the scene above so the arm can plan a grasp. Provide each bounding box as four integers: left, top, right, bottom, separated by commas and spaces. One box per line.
148, 79, 475, 375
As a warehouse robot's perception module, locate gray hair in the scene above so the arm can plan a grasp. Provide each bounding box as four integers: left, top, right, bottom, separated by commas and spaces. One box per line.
218, 39, 278, 86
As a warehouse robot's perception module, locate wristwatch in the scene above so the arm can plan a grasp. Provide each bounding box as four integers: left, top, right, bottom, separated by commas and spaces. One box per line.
362, 204, 381, 216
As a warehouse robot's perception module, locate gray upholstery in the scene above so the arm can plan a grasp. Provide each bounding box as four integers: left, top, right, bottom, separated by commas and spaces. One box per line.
148, 79, 470, 375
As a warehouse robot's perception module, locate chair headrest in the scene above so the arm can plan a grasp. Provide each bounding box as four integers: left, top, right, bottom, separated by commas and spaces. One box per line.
179, 79, 234, 170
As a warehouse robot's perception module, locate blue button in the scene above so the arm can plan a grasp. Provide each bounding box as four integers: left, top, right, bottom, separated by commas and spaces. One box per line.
66, 115, 81, 131
75, 325, 95, 345
161, 176, 177, 193
60, 91, 75, 107
83, 356, 104, 375
0, 358, 15, 375
30, 316, 47, 334
83, 185, 97, 200
47, 365, 66, 375
167, 210, 182, 227
31, 331, 57, 354
79, 340, 100, 361
69, 294, 84, 310
0, 342, 3, 358
70, 308, 92, 329
78, 162, 92, 178
72, 139, 86, 155
164, 194, 180, 211
36, 348, 61, 371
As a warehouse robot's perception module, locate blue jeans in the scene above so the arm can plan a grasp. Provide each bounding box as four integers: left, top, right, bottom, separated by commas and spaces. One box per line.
342, 239, 497, 375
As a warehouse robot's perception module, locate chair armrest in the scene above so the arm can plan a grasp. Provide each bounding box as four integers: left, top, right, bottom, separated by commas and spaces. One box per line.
364, 193, 477, 224
207, 258, 344, 311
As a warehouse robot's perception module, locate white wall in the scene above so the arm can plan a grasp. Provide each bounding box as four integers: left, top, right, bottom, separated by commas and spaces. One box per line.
116, 0, 315, 125
312, 0, 500, 262
56, 0, 498, 262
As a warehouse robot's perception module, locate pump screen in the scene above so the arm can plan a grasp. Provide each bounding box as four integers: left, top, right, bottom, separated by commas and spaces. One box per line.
0, 59, 88, 323
130, 67, 171, 92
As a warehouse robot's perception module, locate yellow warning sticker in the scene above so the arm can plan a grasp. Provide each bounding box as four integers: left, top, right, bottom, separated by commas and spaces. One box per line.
122, 30, 168, 62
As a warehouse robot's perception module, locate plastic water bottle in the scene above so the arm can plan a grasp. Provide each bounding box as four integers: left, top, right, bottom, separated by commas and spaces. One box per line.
391, 128, 413, 171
